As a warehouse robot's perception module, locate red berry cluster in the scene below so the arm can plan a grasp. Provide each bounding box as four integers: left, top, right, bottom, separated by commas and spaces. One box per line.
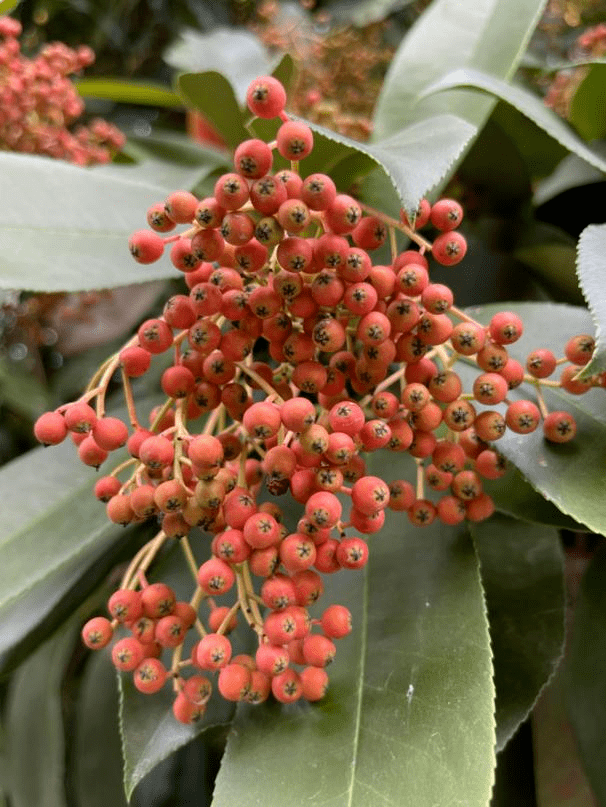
0, 16, 124, 164
35, 75, 601, 721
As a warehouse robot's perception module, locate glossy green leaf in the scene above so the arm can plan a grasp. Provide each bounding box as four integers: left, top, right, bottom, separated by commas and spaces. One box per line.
0, 441, 124, 612
471, 515, 565, 751
4, 620, 79, 807
456, 117, 531, 212
0, 153, 181, 291
177, 72, 249, 149
569, 64, 606, 141
0, 0, 19, 12
574, 224, 606, 380
529, 56, 606, 74
73, 651, 129, 807
165, 29, 272, 103
0, 521, 150, 679
119, 545, 237, 801
212, 519, 495, 807
97, 135, 228, 193
491, 100, 569, 180
373, 0, 546, 139
515, 243, 583, 304
0, 358, 49, 420
75, 78, 182, 107
483, 469, 588, 532
290, 114, 476, 214
459, 303, 606, 536
534, 150, 606, 207
422, 68, 606, 175
562, 543, 606, 805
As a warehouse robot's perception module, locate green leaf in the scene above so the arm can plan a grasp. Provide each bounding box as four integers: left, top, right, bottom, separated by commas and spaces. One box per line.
97, 131, 228, 193
119, 545, 237, 801
165, 29, 272, 103
0, 521, 150, 678
459, 303, 606, 536
574, 224, 606, 380
0, 153, 182, 292
562, 543, 606, 805
177, 72, 249, 149
4, 620, 79, 807
73, 651, 129, 807
74, 78, 182, 108
483, 469, 588, 532
373, 0, 546, 139
422, 68, 606, 175
212, 519, 495, 807
0, 357, 49, 420
0, 0, 19, 12
0, 437, 134, 614
471, 515, 565, 751
287, 114, 476, 214
515, 243, 583, 304
569, 64, 606, 141
534, 150, 606, 207
491, 100, 569, 180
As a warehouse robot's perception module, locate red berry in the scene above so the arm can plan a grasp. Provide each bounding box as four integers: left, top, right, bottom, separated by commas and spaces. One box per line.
128, 230, 164, 264
246, 76, 287, 119
164, 190, 198, 223
505, 400, 541, 434
81, 616, 113, 649
234, 139, 273, 179
112, 637, 145, 671
133, 658, 167, 694
543, 411, 577, 443
92, 417, 128, 451
431, 231, 467, 266
489, 311, 524, 345
429, 198, 463, 231
34, 411, 67, 445
276, 120, 314, 161
301, 173, 337, 211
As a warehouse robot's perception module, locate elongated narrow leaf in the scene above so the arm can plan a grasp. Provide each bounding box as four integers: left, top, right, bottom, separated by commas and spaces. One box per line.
285, 114, 475, 213
562, 543, 606, 805
120, 675, 234, 802
212, 519, 495, 807
490, 99, 569, 180
459, 303, 606, 536
5, 620, 79, 807
0, 357, 49, 419
0, 440, 129, 613
422, 68, 606, 175
177, 72, 249, 148
0, 521, 150, 678
75, 78, 182, 107
0, 153, 181, 291
73, 651, 129, 807
574, 224, 606, 379
373, 0, 546, 139
472, 515, 565, 751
